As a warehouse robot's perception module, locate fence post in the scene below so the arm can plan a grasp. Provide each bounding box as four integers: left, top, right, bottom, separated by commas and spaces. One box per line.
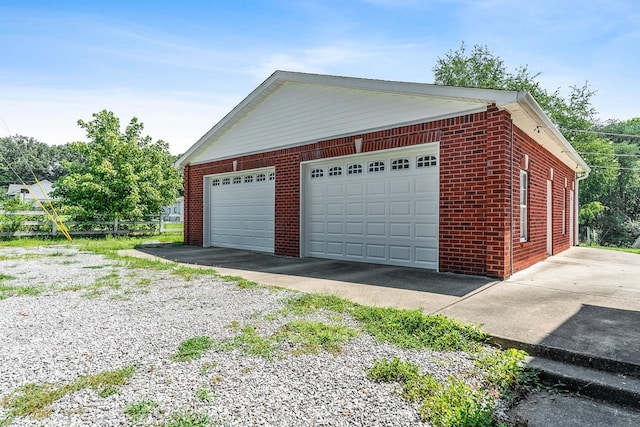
159, 215, 164, 234
52, 219, 57, 236
114, 218, 119, 234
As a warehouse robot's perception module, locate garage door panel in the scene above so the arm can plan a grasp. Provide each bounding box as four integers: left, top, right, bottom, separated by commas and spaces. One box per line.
390, 179, 412, 194
345, 222, 364, 235
326, 241, 343, 255
366, 181, 386, 195
366, 222, 386, 236
390, 222, 411, 237
327, 222, 343, 234
346, 243, 363, 256
389, 246, 411, 261
416, 222, 438, 238
366, 244, 386, 259
303, 148, 438, 269
346, 183, 364, 196
209, 169, 275, 253
346, 203, 363, 215
390, 201, 411, 216
367, 202, 386, 215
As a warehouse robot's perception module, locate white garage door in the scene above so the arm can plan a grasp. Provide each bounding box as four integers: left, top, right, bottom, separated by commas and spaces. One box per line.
303, 146, 439, 269
208, 168, 275, 252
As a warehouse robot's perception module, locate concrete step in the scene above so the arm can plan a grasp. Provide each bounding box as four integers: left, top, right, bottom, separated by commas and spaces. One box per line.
527, 357, 640, 409
490, 336, 640, 378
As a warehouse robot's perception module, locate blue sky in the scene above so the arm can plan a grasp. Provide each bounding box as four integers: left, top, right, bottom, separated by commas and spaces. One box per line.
1, 0, 638, 154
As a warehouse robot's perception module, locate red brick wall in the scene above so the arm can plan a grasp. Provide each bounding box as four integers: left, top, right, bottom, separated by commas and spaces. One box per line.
182, 108, 575, 278
511, 127, 574, 272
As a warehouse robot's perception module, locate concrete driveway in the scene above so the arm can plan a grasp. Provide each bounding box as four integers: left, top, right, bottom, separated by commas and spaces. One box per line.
131, 245, 640, 368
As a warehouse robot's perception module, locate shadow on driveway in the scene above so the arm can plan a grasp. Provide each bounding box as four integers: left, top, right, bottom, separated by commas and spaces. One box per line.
135, 244, 493, 298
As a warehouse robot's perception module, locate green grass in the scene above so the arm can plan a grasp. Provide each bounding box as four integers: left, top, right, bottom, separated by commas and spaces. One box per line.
171, 336, 214, 362
216, 325, 279, 359
0, 284, 45, 300
366, 357, 493, 427
124, 400, 158, 425
282, 293, 488, 352
1, 366, 136, 419
276, 320, 359, 355
598, 246, 640, 255
165, 411, 214, 427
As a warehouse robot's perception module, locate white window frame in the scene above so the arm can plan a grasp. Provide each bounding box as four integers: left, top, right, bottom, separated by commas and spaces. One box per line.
520, 170, 528, 242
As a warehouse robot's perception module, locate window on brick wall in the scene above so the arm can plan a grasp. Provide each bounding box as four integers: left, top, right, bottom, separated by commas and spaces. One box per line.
562, 187, 567, 234
520, 170, 529, 242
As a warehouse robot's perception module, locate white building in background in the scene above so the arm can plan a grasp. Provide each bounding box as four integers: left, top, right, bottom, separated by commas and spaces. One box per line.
5, 180, 55, 204
162, 196, 183, 222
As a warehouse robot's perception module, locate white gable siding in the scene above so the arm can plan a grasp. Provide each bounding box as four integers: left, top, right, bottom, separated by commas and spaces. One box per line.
188, 81, 488, 164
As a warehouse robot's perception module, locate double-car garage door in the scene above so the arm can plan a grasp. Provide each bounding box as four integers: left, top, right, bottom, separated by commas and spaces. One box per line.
207, 146, 439, 269
302, 146, 439, 269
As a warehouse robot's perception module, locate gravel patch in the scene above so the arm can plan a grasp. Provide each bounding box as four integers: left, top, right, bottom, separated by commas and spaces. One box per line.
0, 246, 494, 426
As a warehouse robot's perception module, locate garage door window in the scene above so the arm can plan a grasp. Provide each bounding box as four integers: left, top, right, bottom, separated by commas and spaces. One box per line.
329, 166, 343, 176
391, 158, 410, 170
368, 161, 385, 172
233, 176, 242, 184
348, 164, 363, 175
212, 179, 220, 186
417, 155, 437, 168
311, 168, 324, 178
222, 178, 231, 185
244, 175, 254, 183
269, 172, 275, 181
256, 173, 266, 182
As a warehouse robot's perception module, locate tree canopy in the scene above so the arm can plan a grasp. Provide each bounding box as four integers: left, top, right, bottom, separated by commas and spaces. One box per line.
433, 42, 640, 246
0, 135, 80, 189
53, 110, 182, 222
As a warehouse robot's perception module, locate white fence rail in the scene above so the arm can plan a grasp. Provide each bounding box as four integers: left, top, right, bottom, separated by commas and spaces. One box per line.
0, 210, 183, 237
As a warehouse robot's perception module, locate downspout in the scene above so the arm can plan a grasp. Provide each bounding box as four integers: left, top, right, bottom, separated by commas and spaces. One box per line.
509, 119, 514, 277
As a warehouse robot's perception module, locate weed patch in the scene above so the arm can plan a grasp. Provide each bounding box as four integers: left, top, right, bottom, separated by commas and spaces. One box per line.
475, 348, 538, 402
352, 306, 487, 351
1, 366, 136, 419
276, 320, 359, 355
282, 294, 487, 352
0, 284, 44, 300
222, 275, 260, 289
124, 400, 158, 425
165, 410, 213, 427
367, 357, 493, 426
216, 326, 279, 359
171, 337, 214, 362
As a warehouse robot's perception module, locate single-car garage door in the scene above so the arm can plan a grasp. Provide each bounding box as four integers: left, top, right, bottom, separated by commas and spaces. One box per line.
208, 168, 275, 252
302, 146, 438, 269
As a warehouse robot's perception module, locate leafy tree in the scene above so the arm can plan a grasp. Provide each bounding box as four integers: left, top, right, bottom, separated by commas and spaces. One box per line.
0, 135, 80, 188
54, 110, 182, 222
432, 42, 640, 246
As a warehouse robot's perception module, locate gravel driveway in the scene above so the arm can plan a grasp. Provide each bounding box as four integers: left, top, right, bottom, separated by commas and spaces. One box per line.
0, 246, 493, 426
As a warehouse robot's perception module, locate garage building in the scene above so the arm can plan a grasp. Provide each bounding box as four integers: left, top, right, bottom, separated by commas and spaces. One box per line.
176, 71, 590, 279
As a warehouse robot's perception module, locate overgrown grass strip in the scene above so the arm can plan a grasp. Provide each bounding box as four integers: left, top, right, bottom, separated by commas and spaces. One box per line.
1, 366, 136, 419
